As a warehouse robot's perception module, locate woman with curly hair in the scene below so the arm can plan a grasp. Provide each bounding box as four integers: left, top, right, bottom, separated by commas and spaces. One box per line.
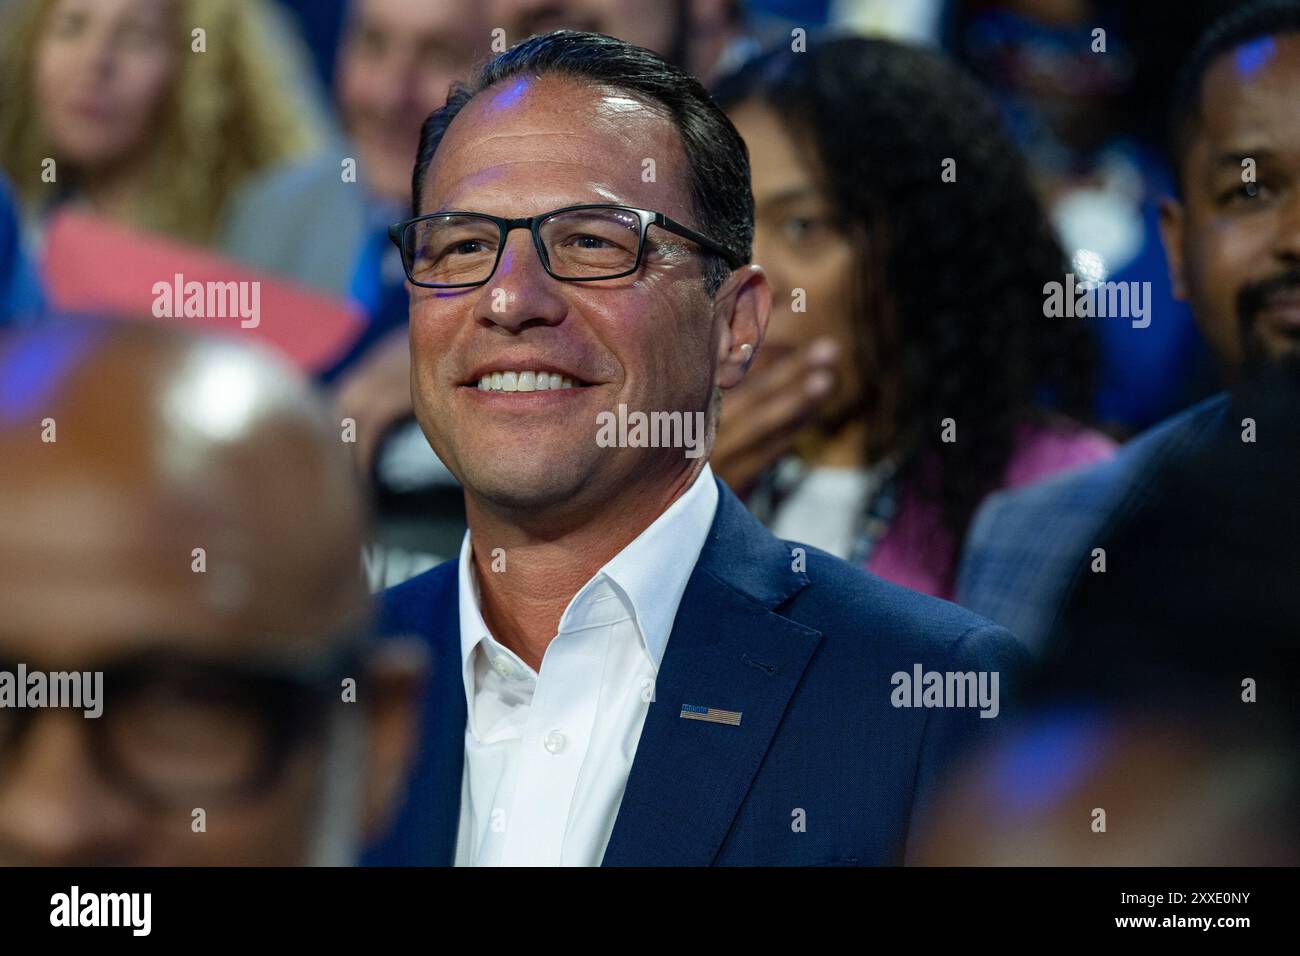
712, 35, 1115, 600
0, 0, 325, 246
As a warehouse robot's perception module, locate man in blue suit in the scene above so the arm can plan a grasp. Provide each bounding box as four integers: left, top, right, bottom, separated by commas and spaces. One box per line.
366, 30, 1024, 866
958, 0, 1300, 653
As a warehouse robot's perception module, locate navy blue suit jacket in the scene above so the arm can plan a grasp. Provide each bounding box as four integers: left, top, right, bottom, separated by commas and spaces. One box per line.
956, 394, 1231, 654
365, 478, 1026, 866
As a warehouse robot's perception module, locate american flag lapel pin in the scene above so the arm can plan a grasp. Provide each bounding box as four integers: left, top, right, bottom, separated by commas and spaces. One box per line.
679, 703, 743, 726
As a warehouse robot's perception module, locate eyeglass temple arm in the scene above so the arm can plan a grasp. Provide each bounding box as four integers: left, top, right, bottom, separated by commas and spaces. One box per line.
654, 213, 743, 269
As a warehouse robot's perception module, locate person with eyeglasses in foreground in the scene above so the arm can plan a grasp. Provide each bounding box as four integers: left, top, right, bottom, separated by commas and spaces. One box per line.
0, 319, 425, 865
367, 30, 1027, 867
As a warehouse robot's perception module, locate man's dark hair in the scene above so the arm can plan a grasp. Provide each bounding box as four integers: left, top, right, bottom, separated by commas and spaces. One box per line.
1167, 0, 1300, 195
713, 35, 1096, 564
411, 30, 752, 295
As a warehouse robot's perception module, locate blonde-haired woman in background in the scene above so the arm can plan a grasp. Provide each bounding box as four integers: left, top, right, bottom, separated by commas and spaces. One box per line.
0, 0, 326, 246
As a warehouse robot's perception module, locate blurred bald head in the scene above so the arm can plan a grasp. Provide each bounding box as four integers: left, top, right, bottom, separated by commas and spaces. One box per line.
0, 320, 367, 650
0, 321, 418, 866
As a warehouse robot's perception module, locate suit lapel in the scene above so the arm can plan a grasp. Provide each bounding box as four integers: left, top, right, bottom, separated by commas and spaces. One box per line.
601, 481, 822, 866
423, 572, 466, 866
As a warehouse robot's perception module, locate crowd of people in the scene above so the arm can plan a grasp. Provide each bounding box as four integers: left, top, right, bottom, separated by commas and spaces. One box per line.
0, 0, 1295, 867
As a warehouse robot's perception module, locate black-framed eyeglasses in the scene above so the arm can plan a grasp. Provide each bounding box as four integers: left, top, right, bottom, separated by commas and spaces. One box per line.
388, 203, 745, 289
0, 643, 364, 809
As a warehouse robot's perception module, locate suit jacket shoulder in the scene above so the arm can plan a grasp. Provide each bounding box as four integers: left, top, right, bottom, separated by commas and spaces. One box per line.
366, 481, 1027, 866
599, 483, 1026, 865
955, 393, 1232, 652
700, 542, 1027, 865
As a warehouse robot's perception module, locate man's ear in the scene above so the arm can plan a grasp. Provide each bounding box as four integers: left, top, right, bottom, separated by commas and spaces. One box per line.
712, 264, 771, 390
1158, 194, 1190, 302
358, 637, 428, 843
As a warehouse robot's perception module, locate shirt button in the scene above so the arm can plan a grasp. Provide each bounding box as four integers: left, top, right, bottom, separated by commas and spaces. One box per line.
491, 655, 515, 678
543, 730, 567, 754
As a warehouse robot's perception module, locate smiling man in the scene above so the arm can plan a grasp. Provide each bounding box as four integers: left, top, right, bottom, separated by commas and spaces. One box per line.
1161, 5, 1300, 372
958, 0, 1300, 652
369, 30, 1025, 867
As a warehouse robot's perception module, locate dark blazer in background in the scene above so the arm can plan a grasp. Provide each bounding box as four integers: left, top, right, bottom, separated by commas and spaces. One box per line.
956, 393, 1232, 654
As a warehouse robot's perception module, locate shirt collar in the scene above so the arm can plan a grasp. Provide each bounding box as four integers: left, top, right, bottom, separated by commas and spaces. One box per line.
456, 464, 719, 694
598, 463, 718, 669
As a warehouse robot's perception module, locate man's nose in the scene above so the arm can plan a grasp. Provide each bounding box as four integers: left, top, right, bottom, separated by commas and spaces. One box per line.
473, 229, 568, 332
0, 714, 137, 865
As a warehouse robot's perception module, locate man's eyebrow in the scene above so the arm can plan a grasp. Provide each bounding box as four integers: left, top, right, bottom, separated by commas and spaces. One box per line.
758, 186, 824, 207
1211, 147, 1278, 169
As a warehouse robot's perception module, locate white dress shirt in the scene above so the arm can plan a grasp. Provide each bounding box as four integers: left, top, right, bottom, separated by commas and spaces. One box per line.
453, 464, 720, 866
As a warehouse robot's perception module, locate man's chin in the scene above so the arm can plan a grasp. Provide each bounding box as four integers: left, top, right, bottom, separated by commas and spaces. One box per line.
1243, 329, 1300, 376
460, 462, 596, 516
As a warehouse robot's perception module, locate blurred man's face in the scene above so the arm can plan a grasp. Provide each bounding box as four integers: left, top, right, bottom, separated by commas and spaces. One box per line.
408, 77, 726, 516
0, 336, 392, 865
488, 0, 679, 60
1162, 33, 1300, 372
0, 507, 352, 865
337, 0, 484, 204
0, 495, 361, 866
34, 0, 178, 172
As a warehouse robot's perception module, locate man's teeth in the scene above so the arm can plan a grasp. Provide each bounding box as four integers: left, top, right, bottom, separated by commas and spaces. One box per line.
477, 371, 577, 392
